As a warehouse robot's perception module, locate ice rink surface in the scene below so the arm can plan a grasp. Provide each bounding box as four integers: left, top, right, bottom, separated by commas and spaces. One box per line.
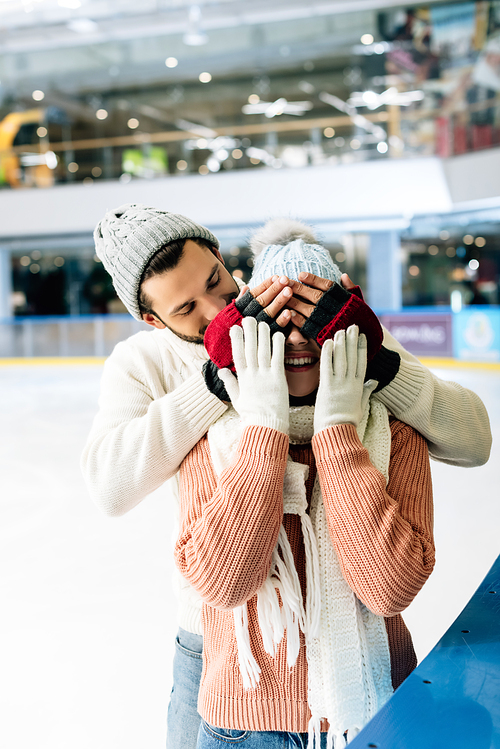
1, 360, 498, 749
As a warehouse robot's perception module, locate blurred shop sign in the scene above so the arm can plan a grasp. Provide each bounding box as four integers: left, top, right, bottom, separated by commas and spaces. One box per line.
381, 314, 453, 357
453, 308, 500, 362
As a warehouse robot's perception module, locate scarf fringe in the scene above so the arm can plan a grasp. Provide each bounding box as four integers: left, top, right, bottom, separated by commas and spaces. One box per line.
233, 605, 260, 689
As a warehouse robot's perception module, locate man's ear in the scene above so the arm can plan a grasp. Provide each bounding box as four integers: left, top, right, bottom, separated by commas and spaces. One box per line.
142, 313, 166, 329
211, 246, 226, 265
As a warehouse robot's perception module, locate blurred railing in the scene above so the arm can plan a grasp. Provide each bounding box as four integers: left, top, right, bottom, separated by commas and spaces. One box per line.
1, 308, 499, 361
0, 315, 147, 358
1, 94, 500, 189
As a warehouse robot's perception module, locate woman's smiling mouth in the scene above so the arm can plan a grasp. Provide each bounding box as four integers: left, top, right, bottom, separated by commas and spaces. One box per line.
284, 354, 319, 372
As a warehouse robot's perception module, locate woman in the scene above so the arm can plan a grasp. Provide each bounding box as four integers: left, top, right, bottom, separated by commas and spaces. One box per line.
175, 224, 435, 749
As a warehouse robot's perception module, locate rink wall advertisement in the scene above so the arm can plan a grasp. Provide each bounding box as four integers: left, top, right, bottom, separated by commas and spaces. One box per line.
381, 308, 500, 360
452, 308, 500, 362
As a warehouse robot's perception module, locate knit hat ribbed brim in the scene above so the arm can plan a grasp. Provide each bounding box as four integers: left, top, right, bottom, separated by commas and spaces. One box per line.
94, 203, 219, 320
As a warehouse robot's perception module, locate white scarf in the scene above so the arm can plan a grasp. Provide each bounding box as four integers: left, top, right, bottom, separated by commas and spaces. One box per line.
208, 400, 394, 748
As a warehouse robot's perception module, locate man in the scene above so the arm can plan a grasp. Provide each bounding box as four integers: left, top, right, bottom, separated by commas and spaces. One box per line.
82, 204, 491, 748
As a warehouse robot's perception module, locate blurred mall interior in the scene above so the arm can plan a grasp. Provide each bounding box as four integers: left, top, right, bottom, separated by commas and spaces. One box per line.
0, 0, 499, 360
0, 2, 499, 748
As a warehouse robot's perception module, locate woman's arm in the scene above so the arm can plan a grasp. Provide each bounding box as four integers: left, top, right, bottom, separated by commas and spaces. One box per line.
313, 419, 435, 617
175, 426, 288, 610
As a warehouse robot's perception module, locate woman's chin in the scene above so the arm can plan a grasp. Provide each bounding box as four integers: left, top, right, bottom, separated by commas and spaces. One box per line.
285, 371, 319, 398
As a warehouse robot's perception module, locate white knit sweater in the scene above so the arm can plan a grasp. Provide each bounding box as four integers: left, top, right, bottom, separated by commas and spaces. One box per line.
81, 325, 491, 634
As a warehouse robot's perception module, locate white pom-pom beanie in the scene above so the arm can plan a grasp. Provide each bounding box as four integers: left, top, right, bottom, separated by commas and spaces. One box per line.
249, 218, 342, 289
94, 203, 219, 320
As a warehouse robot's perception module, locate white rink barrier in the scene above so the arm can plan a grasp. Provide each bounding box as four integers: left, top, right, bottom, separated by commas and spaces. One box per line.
0, 315, 148, 358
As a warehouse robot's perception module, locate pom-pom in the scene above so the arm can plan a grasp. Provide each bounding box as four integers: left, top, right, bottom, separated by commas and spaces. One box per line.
250, 218, 318, 256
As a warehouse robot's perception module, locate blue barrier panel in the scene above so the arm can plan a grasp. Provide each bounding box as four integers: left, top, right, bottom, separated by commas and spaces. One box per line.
453, 308, 500, 362
349, 555, 500, 749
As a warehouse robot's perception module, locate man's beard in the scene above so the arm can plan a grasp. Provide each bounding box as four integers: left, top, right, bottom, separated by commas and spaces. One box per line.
164, 322, 207, 345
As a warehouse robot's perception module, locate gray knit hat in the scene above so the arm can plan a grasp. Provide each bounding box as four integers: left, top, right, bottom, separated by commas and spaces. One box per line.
249, 218, 341, 288
94, 203, 220, 320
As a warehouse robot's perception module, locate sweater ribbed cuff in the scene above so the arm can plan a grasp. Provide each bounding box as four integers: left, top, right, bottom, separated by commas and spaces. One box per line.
239, 425, 289, 461
373, 355, 426, 416
312, 423, 362, 461
173, 371, 228, 433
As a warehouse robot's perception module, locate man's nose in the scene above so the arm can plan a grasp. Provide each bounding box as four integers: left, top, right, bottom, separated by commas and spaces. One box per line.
202, 294, 226, 321
285, 323, 309, 346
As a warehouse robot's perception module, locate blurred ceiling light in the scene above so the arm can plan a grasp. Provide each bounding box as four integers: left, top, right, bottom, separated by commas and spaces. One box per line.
475, 236, 486, 247
215, 149, 228, 160
242, 97, 313, 118
248, 94, 260, 104
199, 72, 212, 83
298, 81, 315, 94
165, 57, 178, 68
68, 162, 79, 172
463, 234, 474, 244
30, 264, 41, 274
428, 245, 439, 255
45, 151, 57, 169
319, 91, 386, 140
207, 157, 221, 172
335, 252, 346, 262
324, 127, 335, 138
176, 119, 217, 138
20, 256, 31, 266
247, 146, 275, 166
446, 247, 456, 257
31, 250, 42, 260
67, 18, 98, 33
184, 5, 208, 46
96, 108, 108, 120
54, 257, 65, 267
37, 126, 47, 137
374, 43, 386, 54
376, 141, 388, 153
58, 0, 81, 8
468, 259, 480, 270
439, 230, 450, 240
176, 160, 188, 171
232, 149, 243, 159
196, 138, 208, 148
360, 34, 374, 45
91, 166, 102, 177
198, 165, 209, 175
32, 90, 45, 101
409, 265, 420, 276
350, 139, 361, 149
348, 87, 424, 110
127, 118, 139, 129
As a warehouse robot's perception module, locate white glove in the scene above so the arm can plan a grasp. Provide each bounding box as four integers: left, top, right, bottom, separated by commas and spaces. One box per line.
313, 325, 378, 434
218, 317, 289, 434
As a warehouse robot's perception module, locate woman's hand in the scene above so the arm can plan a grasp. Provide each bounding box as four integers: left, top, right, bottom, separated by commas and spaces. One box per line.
313, 325, 378, 434
218, 317, 289, 435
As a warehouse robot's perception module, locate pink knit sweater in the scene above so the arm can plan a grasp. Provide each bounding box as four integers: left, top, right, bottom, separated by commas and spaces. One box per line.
175, 419, 435, 732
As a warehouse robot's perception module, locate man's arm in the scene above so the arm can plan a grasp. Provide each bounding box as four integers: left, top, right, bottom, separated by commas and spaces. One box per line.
375, 328, 492, 467
293, 272, 492, 468
80, 337, 227, 517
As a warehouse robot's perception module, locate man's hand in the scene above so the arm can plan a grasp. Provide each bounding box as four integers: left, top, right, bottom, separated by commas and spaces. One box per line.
203, 275, 293, 400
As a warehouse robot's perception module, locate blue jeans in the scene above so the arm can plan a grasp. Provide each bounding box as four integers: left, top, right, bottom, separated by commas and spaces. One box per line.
166, 628, 204, 749
197, 723, 329, 748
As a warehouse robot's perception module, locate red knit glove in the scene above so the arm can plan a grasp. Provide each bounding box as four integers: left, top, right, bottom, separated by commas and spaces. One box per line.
301, 283, 383, 360
204, 290, 284, 374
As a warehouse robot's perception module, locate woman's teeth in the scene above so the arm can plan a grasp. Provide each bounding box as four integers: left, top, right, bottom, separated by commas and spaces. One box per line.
284, 357, 316, 366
